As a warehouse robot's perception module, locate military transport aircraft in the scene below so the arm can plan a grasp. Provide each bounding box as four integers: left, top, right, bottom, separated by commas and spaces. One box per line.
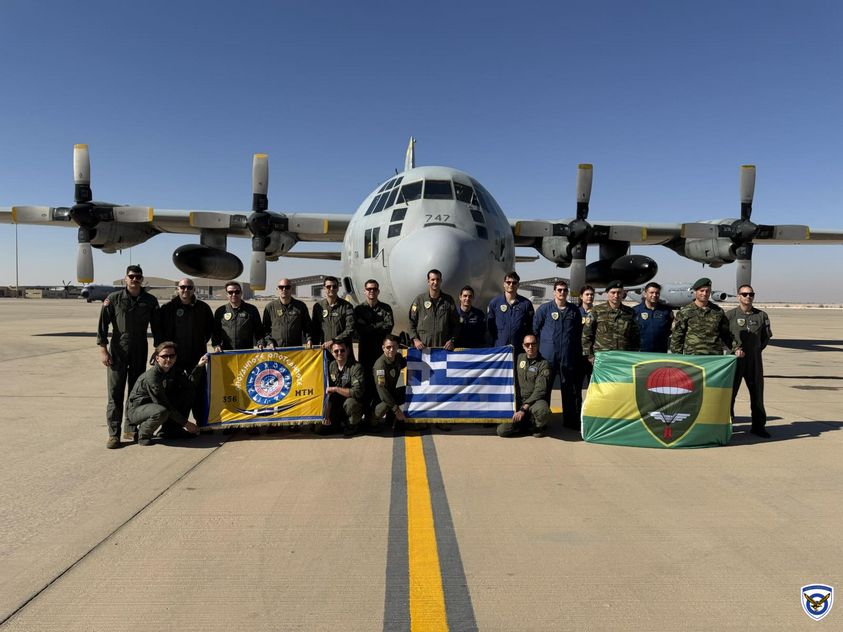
3, 140, 843, 332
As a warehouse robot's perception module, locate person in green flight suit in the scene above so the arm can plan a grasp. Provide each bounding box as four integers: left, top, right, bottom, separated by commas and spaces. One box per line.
497, 334, 551, 438
97, 265, 161, 449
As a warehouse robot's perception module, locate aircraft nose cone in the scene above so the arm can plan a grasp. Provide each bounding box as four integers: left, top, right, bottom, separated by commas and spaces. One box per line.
389, 226, 487, 312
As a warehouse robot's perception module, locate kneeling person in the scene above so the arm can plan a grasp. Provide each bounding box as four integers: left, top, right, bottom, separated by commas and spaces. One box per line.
322, 340, 364, 436
372, 335, 407, 430
127, 342, 208, 445
498, 334, 551, 438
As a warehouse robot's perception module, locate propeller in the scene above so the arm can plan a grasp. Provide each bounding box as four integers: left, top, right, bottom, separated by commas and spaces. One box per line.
682, 165, 809, 291
567, 164, 593, 293
68, 144, 152, 282
248, 154, 271, 291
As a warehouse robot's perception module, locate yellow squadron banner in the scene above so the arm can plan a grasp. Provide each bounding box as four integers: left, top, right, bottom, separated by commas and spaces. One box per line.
205, 348, 327, 428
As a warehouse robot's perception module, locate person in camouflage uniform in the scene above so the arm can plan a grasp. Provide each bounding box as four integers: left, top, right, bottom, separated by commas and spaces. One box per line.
312, 276, 356, 350
670, 278, 734, 356
126, 342, 208, 445
372, 334, 407, 430
97, 265, 161, 449
321, 340, 365, 437
582, 280, 639, 363
261, 278, 311, 348
727, 285, 773, 438
498, 334, 551, 438
409, 269, 461, 350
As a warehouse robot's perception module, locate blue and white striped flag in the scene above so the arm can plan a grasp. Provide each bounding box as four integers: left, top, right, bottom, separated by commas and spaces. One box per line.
404, 346, 515, 423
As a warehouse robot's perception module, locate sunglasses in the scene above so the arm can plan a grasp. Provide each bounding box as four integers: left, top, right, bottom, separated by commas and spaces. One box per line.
523, 342, 536, 347
227, 290, 242, 295
739, 292, 755, 297
127, 274, 143, 280
504, 280, 519, 285
178, 285, 194, 290
555, 287, 569, 292
365, 287, 379, 292
277, 285, 291, 290
158, 353, 176, 359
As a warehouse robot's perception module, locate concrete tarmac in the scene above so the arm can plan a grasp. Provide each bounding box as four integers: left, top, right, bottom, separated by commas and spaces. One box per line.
0, 300, 841, 630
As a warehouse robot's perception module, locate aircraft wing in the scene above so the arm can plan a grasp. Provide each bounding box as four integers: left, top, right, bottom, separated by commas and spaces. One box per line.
0, 207, 352, 243
510, 219, 681, 247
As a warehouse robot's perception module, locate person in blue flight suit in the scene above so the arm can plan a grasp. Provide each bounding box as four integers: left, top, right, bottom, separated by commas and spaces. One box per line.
487, 271, 534, 347
632, 282, 674, 353
533, 280, 583, 430
455, 285, 487, 348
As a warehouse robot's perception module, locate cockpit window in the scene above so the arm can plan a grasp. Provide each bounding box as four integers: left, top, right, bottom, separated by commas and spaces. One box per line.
384, 186, 399, 210
423, 180, 453, 200
471, 180, 504, 216
398, 181, 422, 203
372, 192, 389, 214
364, 194, 381, 216
377, 179, 393, 194
454, 182, 474, 204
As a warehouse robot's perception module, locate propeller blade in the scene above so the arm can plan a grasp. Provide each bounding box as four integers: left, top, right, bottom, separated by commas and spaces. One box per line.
576, 164, 593, 205
252, 153, 269, 212
112, 206, 153, 222
73, 144, 91, 185
740, 165, 756, 205
569, 256, 586, 295
735, 258, 752, 290
77, 242, 94, 283
11, 206, 53, 223
250, 250, 267, 291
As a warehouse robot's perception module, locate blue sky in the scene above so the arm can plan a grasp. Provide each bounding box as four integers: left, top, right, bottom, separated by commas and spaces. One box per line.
1, 0, 841, 301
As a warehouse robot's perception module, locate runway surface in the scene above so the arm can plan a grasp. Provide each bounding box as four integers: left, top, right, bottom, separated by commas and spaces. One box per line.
1, 300, 841, 631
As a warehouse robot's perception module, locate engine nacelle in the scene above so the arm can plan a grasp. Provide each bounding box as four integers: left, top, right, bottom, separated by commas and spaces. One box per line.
266, 231, 298, 260
172, 245, 244, 280
538, 236, 572, 266
91, 222, 158, 253
683, 238, 735, 266
585, 254, 658, 287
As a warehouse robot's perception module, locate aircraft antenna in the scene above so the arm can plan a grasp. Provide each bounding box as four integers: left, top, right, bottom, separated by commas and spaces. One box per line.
404, 137, 416, 171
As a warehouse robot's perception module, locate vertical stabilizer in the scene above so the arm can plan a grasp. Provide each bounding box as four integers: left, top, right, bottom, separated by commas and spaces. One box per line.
404, 137, 416, 171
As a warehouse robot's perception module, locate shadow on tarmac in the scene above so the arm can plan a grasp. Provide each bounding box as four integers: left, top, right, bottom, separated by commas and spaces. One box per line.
768, 338, 843, 352
728, 418, 843, 444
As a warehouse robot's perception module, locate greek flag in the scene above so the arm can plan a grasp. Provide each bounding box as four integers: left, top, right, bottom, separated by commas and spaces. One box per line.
405, 346, 515, 423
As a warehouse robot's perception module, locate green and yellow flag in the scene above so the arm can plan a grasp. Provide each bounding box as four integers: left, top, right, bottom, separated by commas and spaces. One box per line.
206, 348, 327, 429
582, 351, 736, 448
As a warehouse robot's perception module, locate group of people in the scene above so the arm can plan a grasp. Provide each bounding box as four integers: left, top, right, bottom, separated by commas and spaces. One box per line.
96, 265, 772, 449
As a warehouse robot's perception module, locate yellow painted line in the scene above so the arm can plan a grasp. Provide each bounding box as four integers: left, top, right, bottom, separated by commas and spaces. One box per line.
405, 432, 448, 632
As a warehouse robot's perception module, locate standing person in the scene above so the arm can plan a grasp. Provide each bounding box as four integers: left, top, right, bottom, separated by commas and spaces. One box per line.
97, 265, 161, 449
158, 278, 214, 427
321, 340, 365, 437
577, 284, 596, 388
372, 334, 407, 431
487, 271, 534, 347
354, 279, 394, 417
497, 334, 551, 438
670, 278, 733, 356
582, 280, 640, 364
454, 285, 487, 348
633, 282, 674, 353
533, 280, 583, 430
727, 285, 772, 438
312, 276, 355, 350
126, 342, 208, 445
261, 278, 312, 349
408, 269, 461, 350
212, 281, 264, 351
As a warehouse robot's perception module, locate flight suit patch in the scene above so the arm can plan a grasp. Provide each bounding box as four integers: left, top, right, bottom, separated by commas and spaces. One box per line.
641, 312, 649, 320
551, 311, 559, 320
176, 308, 184, 317
519, 360, 526, 369
424, 301, 432, 309
737, 318, 746, 326
224, 312, 232, 321
323, 309, 329, 317
239, 312, 247, 318
500, 304, 508, 312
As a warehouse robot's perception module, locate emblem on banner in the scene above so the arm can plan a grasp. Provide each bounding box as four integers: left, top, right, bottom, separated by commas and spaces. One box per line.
246, 361, 293, 406
802, 584, 833, 621
634, 360, 703, 445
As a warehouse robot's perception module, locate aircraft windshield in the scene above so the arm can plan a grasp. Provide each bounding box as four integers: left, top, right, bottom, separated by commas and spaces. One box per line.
424, 180, 453, 200
399, 181, 422, 203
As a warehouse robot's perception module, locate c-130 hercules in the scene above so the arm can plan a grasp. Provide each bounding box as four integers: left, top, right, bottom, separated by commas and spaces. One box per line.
3, 139, 842, 332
